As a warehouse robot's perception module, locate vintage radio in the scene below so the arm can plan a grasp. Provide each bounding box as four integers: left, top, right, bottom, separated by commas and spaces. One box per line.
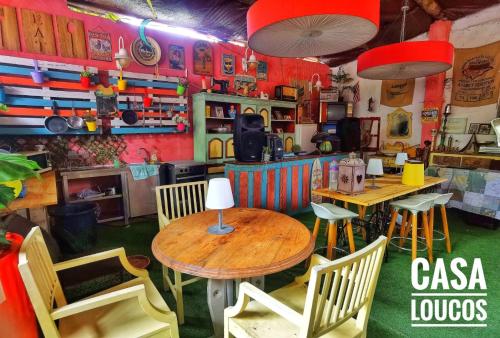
274, 85, 298, 102
19, 151, 52, 173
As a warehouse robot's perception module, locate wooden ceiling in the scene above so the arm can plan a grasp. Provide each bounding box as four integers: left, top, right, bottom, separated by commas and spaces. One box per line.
68, 0, 498, 66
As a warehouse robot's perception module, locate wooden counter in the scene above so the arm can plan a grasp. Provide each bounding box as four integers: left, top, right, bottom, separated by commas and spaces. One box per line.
225, 154, 350, 214
4, 171, 57, 211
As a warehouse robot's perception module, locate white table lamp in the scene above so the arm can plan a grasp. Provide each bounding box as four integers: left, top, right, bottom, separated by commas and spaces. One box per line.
206, 178, 235, 235
395, 152, 408, 175
366, 158, 384, 189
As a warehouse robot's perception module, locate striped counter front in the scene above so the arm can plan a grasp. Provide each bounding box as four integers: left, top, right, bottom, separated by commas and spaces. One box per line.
225, 154, 348, 214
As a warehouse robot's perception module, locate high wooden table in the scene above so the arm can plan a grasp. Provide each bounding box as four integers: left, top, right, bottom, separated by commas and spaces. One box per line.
313, 175, 448, 240
152, 208, 314, 338
1, 171, 58, 231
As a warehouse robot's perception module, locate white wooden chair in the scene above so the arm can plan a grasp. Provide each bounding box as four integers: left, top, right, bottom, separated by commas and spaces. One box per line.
18, 227, 179, 338
224, 236, 387, 338
155, 180, 208, 324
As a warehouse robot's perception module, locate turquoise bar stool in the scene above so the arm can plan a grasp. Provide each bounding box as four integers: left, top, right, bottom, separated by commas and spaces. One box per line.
311, 202, 358, 259
386, 198, 434, 262
407, 193, 453, 253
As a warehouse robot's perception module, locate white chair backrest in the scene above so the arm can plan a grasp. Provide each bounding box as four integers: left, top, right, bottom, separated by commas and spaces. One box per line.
18, 227, 67, 337
155, 180, 208, 229
302, 236, 387, 338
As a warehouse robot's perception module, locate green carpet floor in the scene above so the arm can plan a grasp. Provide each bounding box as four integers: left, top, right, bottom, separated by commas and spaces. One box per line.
88, 210, 498, 338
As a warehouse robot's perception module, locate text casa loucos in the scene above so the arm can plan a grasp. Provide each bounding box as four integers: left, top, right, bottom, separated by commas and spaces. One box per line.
411, 258, 487, 327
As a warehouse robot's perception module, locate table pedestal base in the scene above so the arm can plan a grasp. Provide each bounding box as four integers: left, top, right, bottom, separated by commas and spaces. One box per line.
207, 277, 264, 338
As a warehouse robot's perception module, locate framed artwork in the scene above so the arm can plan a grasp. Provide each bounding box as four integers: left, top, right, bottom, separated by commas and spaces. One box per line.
215, 106, 224, 118
168, 45, 185, 70
221, 53, 235, 75
468, 123, 480, 134
193, 41, 213, 75
421, 108, 439, 122
445, 117, 468, 134
478, 123, 492, 135
387, 108, 412, 139
275, 128, 283, 134
257, 61, 268, 80
88, 30, 112, 61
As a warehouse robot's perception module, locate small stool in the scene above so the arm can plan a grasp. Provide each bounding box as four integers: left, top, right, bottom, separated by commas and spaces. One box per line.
311, 202, 358, 259
386, 198, 434, 262
407, 193, 453, 253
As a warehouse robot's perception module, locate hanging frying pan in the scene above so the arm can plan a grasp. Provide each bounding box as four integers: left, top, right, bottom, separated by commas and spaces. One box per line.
67, 101, 84, 129
45, 101, 68, 133
122, 97, 138, 125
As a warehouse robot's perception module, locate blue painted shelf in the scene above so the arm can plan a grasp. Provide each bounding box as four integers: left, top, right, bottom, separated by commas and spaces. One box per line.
110, 127, 187, 135
0, 127, 102, 135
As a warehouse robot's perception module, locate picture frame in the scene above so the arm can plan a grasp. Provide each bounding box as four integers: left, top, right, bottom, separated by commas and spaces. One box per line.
478, 123, 492, 135
221, 53, 235, 75
275, 128, 283, 134
445, 117, 468, 134
168, 45, 185, 70
256, 61, 268, 80
215, 106, 224, 118
193, 40, 213, 75
468, 123, 480, 134
88, 30, 112, 61
272, 110, 283, 120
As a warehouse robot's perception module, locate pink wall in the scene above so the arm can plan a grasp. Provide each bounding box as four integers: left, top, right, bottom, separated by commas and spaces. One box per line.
0, 0, 331, 163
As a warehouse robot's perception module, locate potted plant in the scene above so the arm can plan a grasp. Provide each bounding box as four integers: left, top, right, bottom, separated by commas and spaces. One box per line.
177, 78, 188, 96
172, 114, 190, 132
262, 146, 271, 162
0, 153, 40, 251
80, 70, 94, 88
84, 110, 97, 132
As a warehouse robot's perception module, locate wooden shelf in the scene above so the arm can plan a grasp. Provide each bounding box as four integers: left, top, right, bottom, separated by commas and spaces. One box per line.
68, 194, 123, 204
271, 119, 294, 122
206, 117, 234, 120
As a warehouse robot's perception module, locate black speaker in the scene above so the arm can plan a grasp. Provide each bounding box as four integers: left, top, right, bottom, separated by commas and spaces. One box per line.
233, 114, 266, 162
337, 118, 361, 152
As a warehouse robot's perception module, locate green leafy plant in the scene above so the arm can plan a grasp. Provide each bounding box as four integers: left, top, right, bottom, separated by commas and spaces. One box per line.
0, 104, 7, 112
172, 114, 190, 127
83, 110, 96, 122
80, 70, 94, 78
292, 144, 302, 153
178, 77, 189, 88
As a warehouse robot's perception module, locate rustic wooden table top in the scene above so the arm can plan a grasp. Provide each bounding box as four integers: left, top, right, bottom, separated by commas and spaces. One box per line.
152, 208, 314, 279
3, 171, 58, 211
313, 174, 447, 207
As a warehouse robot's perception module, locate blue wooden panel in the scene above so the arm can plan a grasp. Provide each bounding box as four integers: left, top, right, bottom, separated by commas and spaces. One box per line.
234, 172, 240, 206
261, 169, 267, 208
6, 97, 96, 109
109, 78, 177, 89
110, 127, 180, 135
298, 165, 303, 210
0, 65, 80, 81
116, 103, 187, 111
286, 165, 292, 212
0, 127, 102, 135
274, 168, 280, 211
247, 171, 254, 208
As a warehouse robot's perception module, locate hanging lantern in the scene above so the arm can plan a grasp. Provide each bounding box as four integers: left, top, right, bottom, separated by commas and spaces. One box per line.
115, 36, 131, 70
247, 0, 380, 57
357, 1, 453, 80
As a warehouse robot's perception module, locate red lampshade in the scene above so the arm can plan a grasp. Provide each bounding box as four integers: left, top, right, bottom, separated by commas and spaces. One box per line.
247, 0, 380, 57
357, 41, 454, 80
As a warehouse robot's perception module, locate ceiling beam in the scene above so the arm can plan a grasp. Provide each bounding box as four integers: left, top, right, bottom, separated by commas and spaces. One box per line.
412, 0, 444, 19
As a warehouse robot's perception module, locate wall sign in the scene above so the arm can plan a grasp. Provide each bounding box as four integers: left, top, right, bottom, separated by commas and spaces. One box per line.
380, 79, 415, 107
221, 53, 235, 76
168, 45, 185, 70
421, 107, 439, 122
256, 61, 268, 80
444, 117, 468, 134
451, 41, 500, 107
193, 41, 213, 75
88, 30, 112, 61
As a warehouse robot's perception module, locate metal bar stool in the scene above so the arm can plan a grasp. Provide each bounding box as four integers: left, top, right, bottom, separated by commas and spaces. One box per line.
311, 202, 358, 259
386, 198, 434, 262
407, 193, 453, 253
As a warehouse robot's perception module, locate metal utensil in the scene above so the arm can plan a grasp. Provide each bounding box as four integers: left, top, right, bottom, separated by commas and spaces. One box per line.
67, 100, 84, 129
45, 101, 68, 133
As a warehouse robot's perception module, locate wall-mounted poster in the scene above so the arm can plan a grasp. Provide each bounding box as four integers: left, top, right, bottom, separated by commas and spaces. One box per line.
257, 61, 268, 80
221, 53, 235, 75
445, 117, 468, 134
193, 41, 213, 75
169, 45, 185, 70
88, 30, 112, 61
380, 79, 415, 107
421, 107, 439, 122
451, 41, 500, 107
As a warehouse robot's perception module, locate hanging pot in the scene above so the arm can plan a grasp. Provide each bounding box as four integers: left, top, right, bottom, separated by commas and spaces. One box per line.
80, 76, 91, 88
143, 96, 152, 107
117, 79, 127, 91
121, 97, 138, 125
67, 101, 84, 129
85, 120, 97, 132
176, 84, 185, 96
45, 101, 68, 134
176, 123, 186, 132
31, 60, 45, 84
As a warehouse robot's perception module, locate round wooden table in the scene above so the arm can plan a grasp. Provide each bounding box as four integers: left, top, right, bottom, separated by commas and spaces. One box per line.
152, 208, 314, 337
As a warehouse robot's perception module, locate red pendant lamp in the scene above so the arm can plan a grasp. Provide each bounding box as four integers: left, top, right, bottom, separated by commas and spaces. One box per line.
357, 0, 453, 80
247, 0, 380, 57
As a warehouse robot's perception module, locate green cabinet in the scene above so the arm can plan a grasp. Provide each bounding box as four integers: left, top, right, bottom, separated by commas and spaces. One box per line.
193, 93, 296, 164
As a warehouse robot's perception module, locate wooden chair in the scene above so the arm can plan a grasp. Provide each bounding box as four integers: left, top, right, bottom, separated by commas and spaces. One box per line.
155, 180, 208, 324
224, 236, 387, 338
18, 227, 179, 338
